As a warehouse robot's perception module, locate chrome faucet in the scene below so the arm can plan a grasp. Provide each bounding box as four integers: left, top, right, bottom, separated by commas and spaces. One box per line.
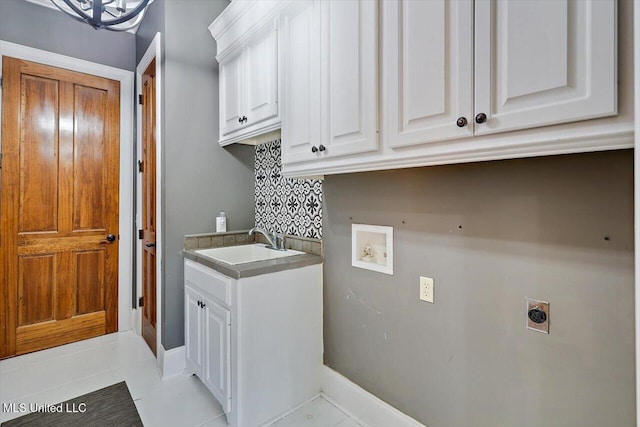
248, 227, 287, 251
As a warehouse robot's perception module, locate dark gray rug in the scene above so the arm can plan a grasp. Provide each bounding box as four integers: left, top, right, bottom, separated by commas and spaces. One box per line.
1, 381, 143, 427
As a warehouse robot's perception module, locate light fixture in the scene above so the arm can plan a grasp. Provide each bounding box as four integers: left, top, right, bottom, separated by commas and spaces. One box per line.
50, 0, 155, 31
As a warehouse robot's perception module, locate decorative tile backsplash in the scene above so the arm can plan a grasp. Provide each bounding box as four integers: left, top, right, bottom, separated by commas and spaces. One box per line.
255, 139, 323, 238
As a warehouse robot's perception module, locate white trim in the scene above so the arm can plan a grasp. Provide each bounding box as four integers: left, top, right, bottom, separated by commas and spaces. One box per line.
158, 344, 186, 379
135, 33, 163, 362
0, 40, 135, 333
320, 366, 425, 427
283, 122, 634, 178
633, 1, 640, 425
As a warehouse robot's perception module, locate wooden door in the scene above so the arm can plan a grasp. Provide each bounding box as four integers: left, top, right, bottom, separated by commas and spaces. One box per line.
281, 0, 322, 165
0, 57, 120, 357
383, 0, 473, 148
219, 51, 245, 137
244, 17, 279, 128
474, 0, 616, 136
141, 60, 157, 356
319, 0, 378, 158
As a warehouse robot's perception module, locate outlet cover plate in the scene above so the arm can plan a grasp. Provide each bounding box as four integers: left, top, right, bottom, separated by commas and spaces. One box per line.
526, 298, 549, 334
420, 277, 434, 303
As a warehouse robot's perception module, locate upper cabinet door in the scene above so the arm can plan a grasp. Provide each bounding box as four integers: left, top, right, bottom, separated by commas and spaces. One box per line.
320, 0, 378, 157
219, 51, 245, 137
474, 0, 616, 136
384, 0, 473, 148
281, 0, 321, 165
244, 17, 279, 128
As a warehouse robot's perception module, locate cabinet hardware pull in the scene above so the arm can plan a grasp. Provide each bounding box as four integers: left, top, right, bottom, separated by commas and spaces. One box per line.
238, 117, 242, 124
456, 117, 468, 127
475, 113, 487, 124
311, 146, 318, 153
318, 145, 326, 152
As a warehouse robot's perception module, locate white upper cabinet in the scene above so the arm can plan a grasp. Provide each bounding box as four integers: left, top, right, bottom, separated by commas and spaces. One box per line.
473, 0, 616, 135
220, 51, 245, 138
319, 0, 379, 158
281, 0, 321, 164
210, 2, 285, 146
281, 0, 378, 165
383, 0, 474, 148
244, 19, 279, 128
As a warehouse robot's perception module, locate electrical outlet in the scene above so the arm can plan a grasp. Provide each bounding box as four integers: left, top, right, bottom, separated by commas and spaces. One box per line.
526, 298, 549, 334
419, 277, 434, 303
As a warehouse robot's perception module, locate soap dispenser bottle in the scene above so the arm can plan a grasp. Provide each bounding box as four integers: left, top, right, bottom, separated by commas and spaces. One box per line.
216, 212, 227, 232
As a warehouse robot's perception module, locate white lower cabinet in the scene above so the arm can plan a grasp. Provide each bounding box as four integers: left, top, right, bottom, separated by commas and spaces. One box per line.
185, 284, 231, 413
184, 259, 323, 427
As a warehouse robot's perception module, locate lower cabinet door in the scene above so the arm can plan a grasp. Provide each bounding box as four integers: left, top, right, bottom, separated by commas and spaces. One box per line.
184, 285, 204, 376
203, 298, 231, 413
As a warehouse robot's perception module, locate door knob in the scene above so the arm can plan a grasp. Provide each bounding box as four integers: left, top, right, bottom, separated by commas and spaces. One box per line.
106, 234, 116, 243
456, 117, 468, 127
311, 146, 318, 153
475, 113, 487, 124
318, 145, 326, 152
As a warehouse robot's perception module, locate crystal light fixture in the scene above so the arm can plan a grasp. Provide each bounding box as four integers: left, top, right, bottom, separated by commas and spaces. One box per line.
50, 0, 155, 31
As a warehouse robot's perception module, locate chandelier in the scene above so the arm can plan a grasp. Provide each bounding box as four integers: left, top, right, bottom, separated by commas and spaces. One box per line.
50, 0, 155, 31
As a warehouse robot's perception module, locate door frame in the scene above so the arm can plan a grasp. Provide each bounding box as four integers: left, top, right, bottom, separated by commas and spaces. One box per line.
135, 33, 162, 363
0, 40, 135, 334
634, 1, 640, 425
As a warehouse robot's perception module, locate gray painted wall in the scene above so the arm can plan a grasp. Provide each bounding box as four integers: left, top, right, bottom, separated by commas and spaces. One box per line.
136, 0, 255, 350
0, 0, 135, 71
323, 150, 635, 427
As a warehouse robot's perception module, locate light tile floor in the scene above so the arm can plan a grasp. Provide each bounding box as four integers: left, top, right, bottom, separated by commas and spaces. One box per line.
0, 331, 361, 427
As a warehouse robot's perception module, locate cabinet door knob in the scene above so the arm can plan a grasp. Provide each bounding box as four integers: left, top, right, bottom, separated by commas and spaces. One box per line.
311, 146, 318, 153
318, 145, 326, 152
456, 117, 468, 127
238, 117, 243, 124
202, 303, 206, 308
475, 113, 487, 124
242, 116, 248, 123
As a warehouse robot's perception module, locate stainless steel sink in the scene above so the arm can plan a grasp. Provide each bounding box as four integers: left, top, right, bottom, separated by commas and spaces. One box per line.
195, 244, 304, 265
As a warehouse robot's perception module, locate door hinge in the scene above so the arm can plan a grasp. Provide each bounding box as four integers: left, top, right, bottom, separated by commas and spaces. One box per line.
138, 229, 144, 240
0, 153, 3, 169
138, 296, 144, 307
0, 77, 3, 88
138, 94, 143, 105
138, 160, 144, 173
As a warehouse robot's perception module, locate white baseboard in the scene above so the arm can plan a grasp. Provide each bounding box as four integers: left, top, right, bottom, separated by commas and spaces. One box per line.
159, 345, 186, 379
320, 366, 426, 427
